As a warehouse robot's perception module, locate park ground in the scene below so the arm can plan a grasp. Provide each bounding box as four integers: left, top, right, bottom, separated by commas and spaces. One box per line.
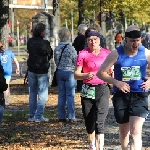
0, 78, 149, 150
0, 47, 150, 150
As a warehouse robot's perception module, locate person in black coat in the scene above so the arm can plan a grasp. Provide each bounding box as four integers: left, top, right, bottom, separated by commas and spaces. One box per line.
72, 24, 87, 92
0, 44, 8, 125
27, 23, 53, 123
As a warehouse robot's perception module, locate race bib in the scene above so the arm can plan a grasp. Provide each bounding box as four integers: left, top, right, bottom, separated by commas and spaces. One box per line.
121, 66, 141, 81
81, 84, 95, 99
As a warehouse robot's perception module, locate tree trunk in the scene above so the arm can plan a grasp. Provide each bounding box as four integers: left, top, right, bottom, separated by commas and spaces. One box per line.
0, 0, 9, 48
78, 0, 85, 26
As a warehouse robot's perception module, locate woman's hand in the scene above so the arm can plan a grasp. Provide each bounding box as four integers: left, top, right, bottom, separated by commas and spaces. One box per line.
85, 72, 95, 80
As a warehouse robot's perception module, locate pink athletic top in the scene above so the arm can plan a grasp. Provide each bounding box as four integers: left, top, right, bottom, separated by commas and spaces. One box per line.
76, 47, 111, 84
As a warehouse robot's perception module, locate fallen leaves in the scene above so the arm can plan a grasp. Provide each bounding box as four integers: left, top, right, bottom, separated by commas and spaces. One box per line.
0, 84, 149, 149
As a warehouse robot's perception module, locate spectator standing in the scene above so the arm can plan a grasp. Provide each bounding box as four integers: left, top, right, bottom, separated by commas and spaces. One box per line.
27, 23, 53, 122
8, 35, 13, 47
115, 30, 123, 48
73, 24, 87, 54
24, 36, 27, 45
20, 36, 24, 46
74, 30, 112, 150
54, 28, 77, 123
141, 29, 147, 47
141, 28, 150, 49
97, 25, 150, 150
73, 24, 87, 92
0, 42, 20, 106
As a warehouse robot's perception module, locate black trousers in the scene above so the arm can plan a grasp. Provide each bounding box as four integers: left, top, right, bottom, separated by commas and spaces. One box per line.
76, 80, 83, 92
81, 84, 110, 134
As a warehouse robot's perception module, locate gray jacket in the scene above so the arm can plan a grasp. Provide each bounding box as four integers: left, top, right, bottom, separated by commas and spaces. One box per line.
54, 42, 77, 72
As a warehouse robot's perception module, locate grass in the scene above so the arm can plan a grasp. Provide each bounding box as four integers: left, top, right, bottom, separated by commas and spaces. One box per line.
9, 45, 28, 61
13, 45, 27, 50
3, 109, 57, 123
3, 110, 29, 123
16, 55, 27, 62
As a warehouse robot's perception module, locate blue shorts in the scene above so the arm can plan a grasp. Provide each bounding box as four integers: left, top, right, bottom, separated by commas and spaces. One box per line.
112, 92, 149, 124
4, 75, 11, 79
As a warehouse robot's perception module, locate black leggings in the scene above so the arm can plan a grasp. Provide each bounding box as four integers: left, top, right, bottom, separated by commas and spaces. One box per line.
81, 84, 110, 134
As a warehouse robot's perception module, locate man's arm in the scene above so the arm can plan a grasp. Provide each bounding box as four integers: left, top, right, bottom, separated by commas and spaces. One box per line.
96, 50, 118, 85
96, 50, 130, 93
